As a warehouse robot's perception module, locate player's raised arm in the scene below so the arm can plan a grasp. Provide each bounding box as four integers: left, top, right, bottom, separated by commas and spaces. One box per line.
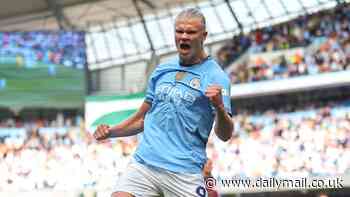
205, 84, 233, 142
93, 101, 151, 141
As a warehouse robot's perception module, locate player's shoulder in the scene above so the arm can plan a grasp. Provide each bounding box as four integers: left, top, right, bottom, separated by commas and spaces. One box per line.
206, 58, 230, 81
148, 58, 177, 79
153, 58, 178, 72
158, 58, 178, 69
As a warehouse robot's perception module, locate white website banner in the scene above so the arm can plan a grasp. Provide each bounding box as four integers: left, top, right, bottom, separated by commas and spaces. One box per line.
215, 175, 350, 194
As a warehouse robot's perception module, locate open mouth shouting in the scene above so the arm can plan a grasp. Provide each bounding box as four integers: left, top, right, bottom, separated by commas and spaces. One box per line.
179, 43, 191, 55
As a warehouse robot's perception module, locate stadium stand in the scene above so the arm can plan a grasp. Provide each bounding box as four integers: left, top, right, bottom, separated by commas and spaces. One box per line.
0, 115, 135, 191
1, 100, 349, 193
217, 3, 350, 69
1, 0, 350, 197
222, 4, 350, 84
209, 100, 350, 178
0, 32, 86, 68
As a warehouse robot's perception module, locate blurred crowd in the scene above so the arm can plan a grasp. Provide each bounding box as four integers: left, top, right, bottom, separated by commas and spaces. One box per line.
2, 4, 350, 190
1, 101, 350, 191
0, 116, 136, 191
209, 103, 350, 178
0, 32, 86, 68
0, 113, 83, 129
230, 34, 350, 83
217, 4, 350, 83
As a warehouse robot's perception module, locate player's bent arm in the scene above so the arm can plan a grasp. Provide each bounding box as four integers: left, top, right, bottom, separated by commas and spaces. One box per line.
108, 101, 151, 137
214, 105, 234, 142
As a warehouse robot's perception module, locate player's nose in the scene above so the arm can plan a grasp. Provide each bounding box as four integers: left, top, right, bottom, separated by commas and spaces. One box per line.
179, 32, 190, 40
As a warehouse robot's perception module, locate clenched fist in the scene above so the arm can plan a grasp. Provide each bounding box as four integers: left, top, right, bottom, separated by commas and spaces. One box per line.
93, 124, 111, 141
205, 85, 224, 109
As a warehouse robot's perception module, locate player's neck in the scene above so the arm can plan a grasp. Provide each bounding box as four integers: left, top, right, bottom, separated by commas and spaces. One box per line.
180, 52, 208, 67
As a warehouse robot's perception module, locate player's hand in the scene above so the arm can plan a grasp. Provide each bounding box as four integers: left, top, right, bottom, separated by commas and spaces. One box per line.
203, 159, 213, 178
93, 124, 111, 141
205, 85, 224, 109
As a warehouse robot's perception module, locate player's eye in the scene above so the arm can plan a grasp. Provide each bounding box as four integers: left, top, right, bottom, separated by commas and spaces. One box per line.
186, 30, 196, 35
176, 30, 184, 34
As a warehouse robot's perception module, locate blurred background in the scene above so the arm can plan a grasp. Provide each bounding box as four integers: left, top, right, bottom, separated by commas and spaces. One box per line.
0, 0, 350, 196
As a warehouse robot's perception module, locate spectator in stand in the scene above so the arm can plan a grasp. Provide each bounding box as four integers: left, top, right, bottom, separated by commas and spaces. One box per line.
208, 103, 350, 178
0, 103, 349, 192
217, 3, 350, 68
0, 32, 86, 68
229, 30, 350, 84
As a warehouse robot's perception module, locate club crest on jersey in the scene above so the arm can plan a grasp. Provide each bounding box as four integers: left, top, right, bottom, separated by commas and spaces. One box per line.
189, 78, 200, 90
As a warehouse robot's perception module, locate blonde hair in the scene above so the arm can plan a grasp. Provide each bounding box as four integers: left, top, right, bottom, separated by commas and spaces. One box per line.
175, 8, 206, 30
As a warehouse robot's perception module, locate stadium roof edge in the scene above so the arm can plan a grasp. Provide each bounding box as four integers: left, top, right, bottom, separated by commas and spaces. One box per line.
0, 0, 206, 31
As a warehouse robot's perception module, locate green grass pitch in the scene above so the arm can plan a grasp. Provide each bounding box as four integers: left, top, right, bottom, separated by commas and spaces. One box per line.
0, 63, 85, 109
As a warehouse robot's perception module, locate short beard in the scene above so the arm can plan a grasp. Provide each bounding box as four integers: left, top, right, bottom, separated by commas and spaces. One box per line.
179, 55, 198, 66
179, 52, 206, 66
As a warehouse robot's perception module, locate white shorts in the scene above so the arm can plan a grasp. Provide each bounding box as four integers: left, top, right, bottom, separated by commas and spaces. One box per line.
113, 159, 207, 197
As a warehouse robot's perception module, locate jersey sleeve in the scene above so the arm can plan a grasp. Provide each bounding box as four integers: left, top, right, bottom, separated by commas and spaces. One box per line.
145, 69, 158, 104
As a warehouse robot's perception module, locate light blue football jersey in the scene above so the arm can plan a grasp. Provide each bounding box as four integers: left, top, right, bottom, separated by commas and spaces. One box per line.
134, 56, 232, 173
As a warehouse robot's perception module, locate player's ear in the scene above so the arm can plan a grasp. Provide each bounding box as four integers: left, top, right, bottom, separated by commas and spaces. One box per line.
203, 31, 208, 41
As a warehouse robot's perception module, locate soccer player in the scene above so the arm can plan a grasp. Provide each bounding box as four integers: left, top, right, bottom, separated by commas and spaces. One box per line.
94, 8, 233, 197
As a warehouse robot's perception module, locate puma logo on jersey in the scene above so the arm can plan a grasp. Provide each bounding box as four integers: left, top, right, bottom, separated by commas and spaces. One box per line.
221, 88, 228, 96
